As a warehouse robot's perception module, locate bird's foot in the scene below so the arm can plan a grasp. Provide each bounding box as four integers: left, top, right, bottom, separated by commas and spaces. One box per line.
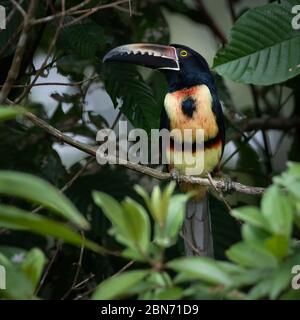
212, 172, 235, 195
170, 169, 180, 183
223, 176, 235, 195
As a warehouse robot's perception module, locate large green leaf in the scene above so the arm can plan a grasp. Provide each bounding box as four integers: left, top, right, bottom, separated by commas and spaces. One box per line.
121, 198, 151, 253
0, 205, 104, 254
0, 171, 88, 229
168, 257, 233, 286
93, 191, 150, 256
103, 63, 160, 132
57, 19, 104, 59
213, 0, 300, 85
92, 270, 149, 300
274, 162, 300, 199
226, 242, 278, 268
231, 206, 268, 230
261, 185, 293, 238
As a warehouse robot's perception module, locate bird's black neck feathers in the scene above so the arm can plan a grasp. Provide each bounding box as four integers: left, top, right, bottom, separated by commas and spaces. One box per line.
163, 44, 216, 93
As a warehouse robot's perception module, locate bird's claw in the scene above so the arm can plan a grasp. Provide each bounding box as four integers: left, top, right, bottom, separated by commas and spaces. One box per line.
170, 169, 180, 183
223, 177, 234, 195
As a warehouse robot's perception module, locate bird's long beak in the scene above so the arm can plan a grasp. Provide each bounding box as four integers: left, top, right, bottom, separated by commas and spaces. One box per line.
103, 43, 180, 71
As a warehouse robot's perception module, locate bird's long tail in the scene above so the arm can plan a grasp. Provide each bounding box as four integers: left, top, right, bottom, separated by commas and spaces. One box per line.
182, 194, 214, 257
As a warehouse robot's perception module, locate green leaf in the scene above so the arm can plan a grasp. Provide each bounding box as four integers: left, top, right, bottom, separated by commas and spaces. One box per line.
242, 224, 269, 245
134, 184, 163, 225
248, 278, 273, 299
93, 191, 150, 256
230, 268, 269, 288
121, 198, 151, 253
265, 235, 289, 260
165, 194, 191, 240
1, 265, 35, 300
0, 171, 89, 229
134, 185, 152, 211
103, 63, 160, 132
274, 162, 300, 200
213, 0, 300, 85
151, 186, 163, 224
269, 251, 300, 299
160, 182, 177, 225
154, 287, 183, 300
92, 270, 149, 300
168, 257, 233, 286
261, 185, 293, 237
93, 191, 131, 244
226, 242, 278, 268
93, 191, 126, 233
280, 290, 300, 300
0, 205, 104, 254
231, 206, 267, 229
21, 248, 46, 288
0, 107, 26, 121
0, 252, 12, 269
57, 19, 104, 59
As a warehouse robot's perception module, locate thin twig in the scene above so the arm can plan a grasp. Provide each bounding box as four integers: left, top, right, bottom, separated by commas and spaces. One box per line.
61, 231, 85, 300
0, 0, 38, 103
32, 158, 94, 214
112, 260, 135, 278
62, 0, 130, 28
227, 0, 237, 22
14, 0, 65, 104
32, 0, 129, 26
110, 109, 123, 131
35, 241, 62, 295
0, 76, 100, 89
250, 85, 273, 175
179, 231, 202, 255
10, 0, 27, 18
73, 273, 95, 290
32, 0, 93, 25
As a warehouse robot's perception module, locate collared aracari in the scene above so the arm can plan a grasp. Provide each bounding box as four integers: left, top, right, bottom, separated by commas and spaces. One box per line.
103, 43, 225, 257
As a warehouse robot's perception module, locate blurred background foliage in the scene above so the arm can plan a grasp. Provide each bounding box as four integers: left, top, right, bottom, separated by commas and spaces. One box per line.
0, 0, 299, 299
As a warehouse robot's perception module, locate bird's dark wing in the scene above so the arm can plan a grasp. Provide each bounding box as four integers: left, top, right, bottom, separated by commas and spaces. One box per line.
211, 90, 226, 156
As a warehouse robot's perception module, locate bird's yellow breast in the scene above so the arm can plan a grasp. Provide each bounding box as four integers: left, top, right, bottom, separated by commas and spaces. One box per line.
164, 84, 222, 181
164, 85, 219, 141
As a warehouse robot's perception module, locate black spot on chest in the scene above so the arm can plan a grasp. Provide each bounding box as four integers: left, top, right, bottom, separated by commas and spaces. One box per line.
181, 97, 196, 118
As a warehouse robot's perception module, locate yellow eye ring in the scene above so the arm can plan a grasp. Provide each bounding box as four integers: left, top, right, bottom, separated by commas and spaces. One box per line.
180, 50, 188, 57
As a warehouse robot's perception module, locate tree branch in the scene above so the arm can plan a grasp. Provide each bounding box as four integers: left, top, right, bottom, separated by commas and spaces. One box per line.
0, 0, 38, 103
0, 76, 100, 88
24, 112, 266, 196
240, 117, 300, 132
32, 0, 130, 26
14, 0, 65, 104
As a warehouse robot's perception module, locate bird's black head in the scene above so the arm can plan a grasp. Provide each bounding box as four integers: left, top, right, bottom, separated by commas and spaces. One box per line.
164, 44, 214, 92
103, 43, 215, 92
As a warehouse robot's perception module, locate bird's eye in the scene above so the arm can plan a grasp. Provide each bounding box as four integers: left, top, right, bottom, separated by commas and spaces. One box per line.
180, 50, 188, 57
